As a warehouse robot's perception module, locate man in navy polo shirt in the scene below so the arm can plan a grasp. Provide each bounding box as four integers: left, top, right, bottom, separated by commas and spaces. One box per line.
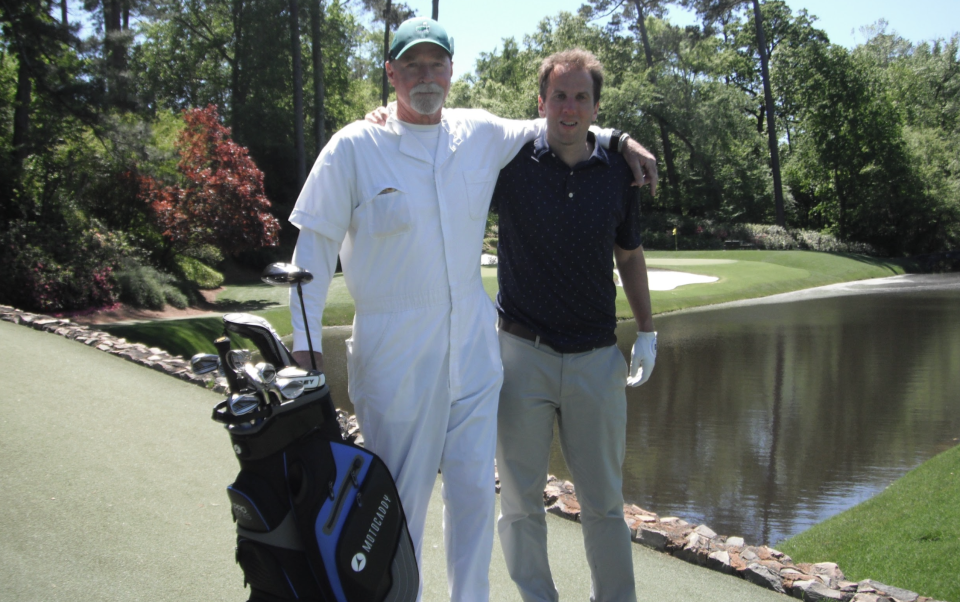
492, 49, 657, 602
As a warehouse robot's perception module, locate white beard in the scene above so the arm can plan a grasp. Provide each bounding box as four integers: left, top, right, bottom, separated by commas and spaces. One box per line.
409, 83, 445, 115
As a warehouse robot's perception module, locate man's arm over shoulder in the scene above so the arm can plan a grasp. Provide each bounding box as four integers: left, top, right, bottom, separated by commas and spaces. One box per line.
445, 107, 542, 170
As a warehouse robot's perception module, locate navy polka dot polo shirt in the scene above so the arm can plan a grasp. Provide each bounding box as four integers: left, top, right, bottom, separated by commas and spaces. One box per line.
491, 131, 642, 353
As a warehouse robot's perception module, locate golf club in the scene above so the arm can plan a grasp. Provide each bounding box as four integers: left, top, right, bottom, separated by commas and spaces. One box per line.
261, 262, 318, 371
190, 353, 221, 375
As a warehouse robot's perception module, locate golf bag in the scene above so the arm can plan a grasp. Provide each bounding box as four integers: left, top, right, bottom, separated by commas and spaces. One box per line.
207, 309, 419, 602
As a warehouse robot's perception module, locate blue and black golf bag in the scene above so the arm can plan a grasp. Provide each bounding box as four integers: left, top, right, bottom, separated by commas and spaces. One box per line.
199, 289, 419, 602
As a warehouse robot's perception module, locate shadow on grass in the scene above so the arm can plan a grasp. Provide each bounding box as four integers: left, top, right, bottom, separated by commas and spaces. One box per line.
207, 299, 282, 313
102, 316, 227, 358
831, 252, 919, 274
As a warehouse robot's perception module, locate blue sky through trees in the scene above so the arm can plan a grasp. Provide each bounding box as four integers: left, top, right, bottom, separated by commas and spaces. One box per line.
395, 0, 959, 76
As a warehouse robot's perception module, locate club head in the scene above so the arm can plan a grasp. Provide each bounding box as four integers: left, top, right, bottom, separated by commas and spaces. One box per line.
255, 362, 277, 384
242, 363, 265, 392
261, 262, 314, 287
228, 393, 261, 416
277, 366, 325, 393
276, 379, 306, 399
226, 349, 252, 374
190, 353, 221, 375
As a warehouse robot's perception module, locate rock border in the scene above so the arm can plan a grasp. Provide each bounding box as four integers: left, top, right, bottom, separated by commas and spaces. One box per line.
0, 304, 946, 602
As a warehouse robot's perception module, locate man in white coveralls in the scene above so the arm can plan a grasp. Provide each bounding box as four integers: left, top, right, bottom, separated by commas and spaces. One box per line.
288, 17, 657, 601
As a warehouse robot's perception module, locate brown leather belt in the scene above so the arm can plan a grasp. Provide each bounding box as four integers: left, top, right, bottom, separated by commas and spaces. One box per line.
498, 317, 557, 351
498, 317, 616, 354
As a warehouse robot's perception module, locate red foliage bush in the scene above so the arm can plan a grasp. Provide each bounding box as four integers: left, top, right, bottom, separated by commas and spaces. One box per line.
140, 105, 280, 256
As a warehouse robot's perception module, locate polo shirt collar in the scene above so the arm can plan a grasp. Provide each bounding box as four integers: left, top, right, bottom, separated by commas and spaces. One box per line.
532, 130, 610, 167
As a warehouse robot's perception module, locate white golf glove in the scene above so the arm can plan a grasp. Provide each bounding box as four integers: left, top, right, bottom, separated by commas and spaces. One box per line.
627, 331, 657, 387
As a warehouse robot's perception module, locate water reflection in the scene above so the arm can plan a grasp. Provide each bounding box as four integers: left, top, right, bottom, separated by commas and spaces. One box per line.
590, 282, 960, 545
315, 275, 960, 546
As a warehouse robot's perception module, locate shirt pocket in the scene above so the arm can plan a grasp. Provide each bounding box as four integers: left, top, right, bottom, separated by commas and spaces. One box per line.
357, 188, 412, 239
462, 168, 500, 221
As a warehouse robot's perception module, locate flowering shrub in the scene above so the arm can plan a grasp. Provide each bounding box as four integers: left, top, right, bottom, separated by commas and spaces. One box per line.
139, 105, 280, 256
0, 221, 132, 312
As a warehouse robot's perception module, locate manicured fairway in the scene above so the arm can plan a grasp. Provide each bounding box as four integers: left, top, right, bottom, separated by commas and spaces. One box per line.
103, 251, 913, 359
627, 250, 911, 317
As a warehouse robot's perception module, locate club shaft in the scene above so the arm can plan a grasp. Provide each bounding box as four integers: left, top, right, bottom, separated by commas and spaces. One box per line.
297, 283, 317, 370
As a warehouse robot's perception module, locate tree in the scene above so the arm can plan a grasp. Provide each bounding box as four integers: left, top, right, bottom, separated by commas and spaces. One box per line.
82, 0, 149, 109
684, 0, 789, 224
583, 0, 681, 209
140, 105, 280, 257
359, 0, 413, 105
780, 39, 952, 255
289, 0, 306, 184
309, 0, 326, 153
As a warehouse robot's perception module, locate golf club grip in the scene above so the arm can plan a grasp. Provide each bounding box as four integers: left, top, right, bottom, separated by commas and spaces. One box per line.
214, 336, 241, 393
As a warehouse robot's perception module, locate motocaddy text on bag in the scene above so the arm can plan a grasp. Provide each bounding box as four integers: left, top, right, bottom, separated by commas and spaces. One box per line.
192, 263, 418, 602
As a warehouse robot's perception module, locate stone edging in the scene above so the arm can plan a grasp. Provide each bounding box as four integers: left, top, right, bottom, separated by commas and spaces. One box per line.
0, 305, 945, 602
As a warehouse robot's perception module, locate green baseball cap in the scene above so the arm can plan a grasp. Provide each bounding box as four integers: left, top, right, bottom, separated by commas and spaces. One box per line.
389, 18, 454, 61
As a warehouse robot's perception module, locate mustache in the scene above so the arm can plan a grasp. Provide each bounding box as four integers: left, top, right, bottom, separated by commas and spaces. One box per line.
411, 83, 444, 96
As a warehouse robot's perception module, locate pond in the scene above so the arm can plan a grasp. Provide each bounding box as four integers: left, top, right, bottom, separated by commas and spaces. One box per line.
318, 273, 960, 547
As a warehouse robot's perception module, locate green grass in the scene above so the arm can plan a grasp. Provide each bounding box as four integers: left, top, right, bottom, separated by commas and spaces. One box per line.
104, 251, 916, 358
624, 250, 913, 318
778, 444, 960, 602
102, 316, 227, 357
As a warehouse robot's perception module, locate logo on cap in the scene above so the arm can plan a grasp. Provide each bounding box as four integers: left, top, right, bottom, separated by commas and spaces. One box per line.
415, 21, 430, 35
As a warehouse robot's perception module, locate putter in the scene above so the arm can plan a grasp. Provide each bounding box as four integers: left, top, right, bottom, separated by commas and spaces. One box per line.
261, 262, 318, 371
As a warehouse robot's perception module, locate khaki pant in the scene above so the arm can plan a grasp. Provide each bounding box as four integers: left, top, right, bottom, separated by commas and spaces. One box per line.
496, 330, 637, 602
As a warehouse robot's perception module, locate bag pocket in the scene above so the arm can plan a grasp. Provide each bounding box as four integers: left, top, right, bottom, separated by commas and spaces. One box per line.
229, 470, 324, 601
228, 471, 287, 532
236, 538, 320, 601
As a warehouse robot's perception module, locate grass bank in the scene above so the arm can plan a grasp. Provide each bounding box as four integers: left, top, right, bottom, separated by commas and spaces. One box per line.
629, 250, 912, 317
103, 250, 914, 358
778, 443, 960, 602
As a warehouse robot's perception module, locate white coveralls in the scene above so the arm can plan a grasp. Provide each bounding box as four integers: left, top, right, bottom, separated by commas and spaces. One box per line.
288, 109, 539, 601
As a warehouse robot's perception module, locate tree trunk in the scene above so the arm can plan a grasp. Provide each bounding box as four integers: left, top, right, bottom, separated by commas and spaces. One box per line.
752, 0, 785, 226
834, 168, 845, 241
310, 0, 326, 154
104, 0, 127, 106
634, 0, 679, 211
432, 0, 438, 20
290, 0, 306, 186
12, 50, 32, 175
381, 0, 391, 107
231, 0, 246, 130
61, 0, 67, 24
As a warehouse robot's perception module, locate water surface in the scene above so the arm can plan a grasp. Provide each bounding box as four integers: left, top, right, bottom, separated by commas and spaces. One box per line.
317, 274, 960, 546
581, 274, 960, 545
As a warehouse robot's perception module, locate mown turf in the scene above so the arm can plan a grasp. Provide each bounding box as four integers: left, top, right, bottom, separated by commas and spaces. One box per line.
624, 250, 913, 318
778, 444, 960, 602
104, 251, 915, 359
